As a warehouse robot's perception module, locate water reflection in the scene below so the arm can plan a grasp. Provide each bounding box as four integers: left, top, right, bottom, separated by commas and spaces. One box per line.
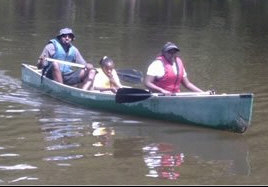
92, 122, 115, 147
143, 143, 184, 180
117, 124, 252, 178
91, 122, 114, 157
37, 101, 119, 165
37, 101, 252, 180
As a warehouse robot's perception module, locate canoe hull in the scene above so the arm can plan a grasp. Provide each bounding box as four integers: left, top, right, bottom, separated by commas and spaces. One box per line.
21, 64, 254, 133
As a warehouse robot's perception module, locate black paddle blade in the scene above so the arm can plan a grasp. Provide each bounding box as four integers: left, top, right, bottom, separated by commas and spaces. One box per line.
116, 69, 143, 84
115, 88, 152, 103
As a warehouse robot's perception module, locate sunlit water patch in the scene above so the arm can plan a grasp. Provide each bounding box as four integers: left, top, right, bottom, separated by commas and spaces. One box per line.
46, 143, 80, 151
8, 176, 39, 184
120, 120, 143, 124
44, 154, 84, 161
0, 164, 37, 170
0, 153, 19, 157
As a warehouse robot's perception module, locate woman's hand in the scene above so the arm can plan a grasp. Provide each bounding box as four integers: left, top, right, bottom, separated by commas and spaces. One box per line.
160, 89, 173, 96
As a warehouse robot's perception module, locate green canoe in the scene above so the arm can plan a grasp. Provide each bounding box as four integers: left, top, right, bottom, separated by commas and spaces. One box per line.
21, 63, 254, 133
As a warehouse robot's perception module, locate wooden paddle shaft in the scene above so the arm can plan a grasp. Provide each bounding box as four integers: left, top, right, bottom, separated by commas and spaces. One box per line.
45, 58, 85, 68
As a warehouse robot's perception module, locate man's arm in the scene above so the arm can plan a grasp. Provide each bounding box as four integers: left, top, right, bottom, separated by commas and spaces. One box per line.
74, 48, 87, 65
37, 43, 55, 69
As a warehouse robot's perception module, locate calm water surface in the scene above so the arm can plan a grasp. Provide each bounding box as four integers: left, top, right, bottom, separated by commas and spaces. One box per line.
0, 0, 268, 185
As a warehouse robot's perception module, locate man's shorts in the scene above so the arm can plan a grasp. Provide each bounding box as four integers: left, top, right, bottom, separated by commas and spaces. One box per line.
62, 70, 83, 85
45, 65, 83, 85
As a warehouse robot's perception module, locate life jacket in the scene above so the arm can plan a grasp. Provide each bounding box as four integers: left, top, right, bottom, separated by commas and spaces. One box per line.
50, 39, 76, 73
153, 55, 184, 93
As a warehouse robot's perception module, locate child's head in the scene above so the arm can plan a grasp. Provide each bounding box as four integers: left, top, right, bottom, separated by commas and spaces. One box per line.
99, 56, 115, 75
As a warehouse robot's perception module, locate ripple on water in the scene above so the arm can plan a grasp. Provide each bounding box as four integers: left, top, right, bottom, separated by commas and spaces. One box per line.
8, 176, 39, 184
46, 143, 80, 151
0, 153, 19, 157
43, 154, 84, 161
0, 164, 37, 170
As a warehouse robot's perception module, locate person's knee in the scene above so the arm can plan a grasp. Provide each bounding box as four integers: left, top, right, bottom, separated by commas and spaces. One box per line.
86, 63, 94, 70
88, 69, 97, 79
52, 62, 61, 71
89, 68, 97, 75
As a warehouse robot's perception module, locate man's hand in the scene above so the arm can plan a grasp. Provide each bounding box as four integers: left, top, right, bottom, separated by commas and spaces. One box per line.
85, 63, 94, 70
37, 56, 46, 69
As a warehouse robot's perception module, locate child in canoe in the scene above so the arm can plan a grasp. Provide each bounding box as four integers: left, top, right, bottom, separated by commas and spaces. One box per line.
92, 56, 123, 93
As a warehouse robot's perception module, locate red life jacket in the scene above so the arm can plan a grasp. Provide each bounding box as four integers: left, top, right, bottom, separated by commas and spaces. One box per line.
154, 56, 185, 93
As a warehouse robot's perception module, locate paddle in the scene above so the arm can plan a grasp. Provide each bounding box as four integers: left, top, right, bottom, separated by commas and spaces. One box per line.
45, 57, 86, 68
45, 58, 143, 84
116, 69, 143, 84
115, 87, 212, 103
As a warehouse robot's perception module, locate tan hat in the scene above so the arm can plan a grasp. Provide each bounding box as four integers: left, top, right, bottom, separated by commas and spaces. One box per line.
57, 28, 75, 39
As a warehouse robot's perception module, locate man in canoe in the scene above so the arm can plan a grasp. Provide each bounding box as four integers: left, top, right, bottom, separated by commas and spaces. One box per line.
36, 28, 96, 90
144, 42, 205, 95
92, 56, 123, 93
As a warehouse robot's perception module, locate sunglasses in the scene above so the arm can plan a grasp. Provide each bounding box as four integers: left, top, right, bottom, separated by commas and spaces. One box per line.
62, 34, 73, 39
167, 49, 179, 54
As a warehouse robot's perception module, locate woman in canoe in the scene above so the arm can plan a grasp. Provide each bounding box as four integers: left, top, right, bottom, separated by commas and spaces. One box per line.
144, 42, 206, 95
92, 56, 123, 93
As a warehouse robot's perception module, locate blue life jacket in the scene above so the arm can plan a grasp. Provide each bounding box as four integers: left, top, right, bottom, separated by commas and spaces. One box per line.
50, 39, 76, 73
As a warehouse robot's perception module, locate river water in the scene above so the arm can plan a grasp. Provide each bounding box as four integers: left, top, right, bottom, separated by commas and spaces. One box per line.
0, 0, 268, 185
